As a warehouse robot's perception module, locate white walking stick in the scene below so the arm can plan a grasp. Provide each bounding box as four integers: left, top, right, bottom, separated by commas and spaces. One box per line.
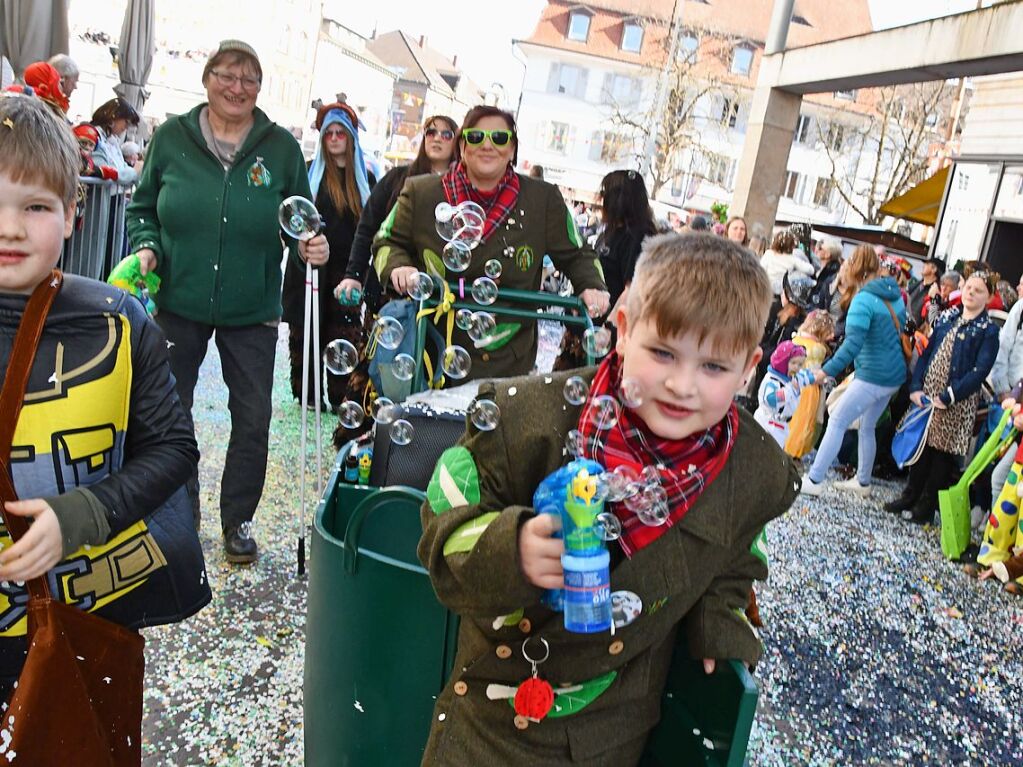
279, 195, 324, 577
299, 262, 325, 576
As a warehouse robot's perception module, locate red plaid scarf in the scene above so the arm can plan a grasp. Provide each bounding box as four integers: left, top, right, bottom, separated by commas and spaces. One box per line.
577, 353, 739, 556
441, 161, 520, 244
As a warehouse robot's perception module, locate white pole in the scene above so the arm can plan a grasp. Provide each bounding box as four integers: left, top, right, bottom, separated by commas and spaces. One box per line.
312, 268, 323, 497
298, 261, 313, 574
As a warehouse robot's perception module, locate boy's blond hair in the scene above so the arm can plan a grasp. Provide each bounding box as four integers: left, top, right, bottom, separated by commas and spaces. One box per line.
625, 233, 772, 357
0, 93, 80, 204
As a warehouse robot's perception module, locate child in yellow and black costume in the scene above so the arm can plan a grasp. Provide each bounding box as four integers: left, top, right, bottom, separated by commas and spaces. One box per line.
0, 94, 210, 699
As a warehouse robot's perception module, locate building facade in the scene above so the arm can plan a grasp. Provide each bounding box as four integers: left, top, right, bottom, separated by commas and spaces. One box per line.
367, 31, 484, 161
514, 0, 930, 228
309, 19, 398, 158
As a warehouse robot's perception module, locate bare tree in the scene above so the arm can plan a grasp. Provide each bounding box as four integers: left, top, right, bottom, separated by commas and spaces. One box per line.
820, 82, 952, 225
604, 28, 734, 198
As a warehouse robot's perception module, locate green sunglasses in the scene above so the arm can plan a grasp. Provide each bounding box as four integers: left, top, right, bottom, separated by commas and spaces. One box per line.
463, 128, 515, 146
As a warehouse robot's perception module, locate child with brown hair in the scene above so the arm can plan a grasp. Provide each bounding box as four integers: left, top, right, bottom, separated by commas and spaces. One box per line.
418, 233, 799, 764
0, 93, 209, 704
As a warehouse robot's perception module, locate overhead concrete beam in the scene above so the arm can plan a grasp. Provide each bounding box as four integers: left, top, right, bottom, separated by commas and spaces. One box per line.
732, 1, 1023, 240
771, 2, 1023, 94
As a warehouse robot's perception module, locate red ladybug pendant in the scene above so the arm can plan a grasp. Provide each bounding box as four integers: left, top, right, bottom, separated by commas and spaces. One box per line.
513, 677, 554, 722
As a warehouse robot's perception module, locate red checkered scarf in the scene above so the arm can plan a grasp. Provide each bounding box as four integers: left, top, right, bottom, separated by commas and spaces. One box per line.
441, 161, 520, 244
577, 353, 738, 556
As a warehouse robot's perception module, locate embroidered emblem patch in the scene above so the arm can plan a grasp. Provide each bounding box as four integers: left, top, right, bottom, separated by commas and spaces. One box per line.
647, 597, 669, 615
247, 156, 272, 187
515, 245, 535, 271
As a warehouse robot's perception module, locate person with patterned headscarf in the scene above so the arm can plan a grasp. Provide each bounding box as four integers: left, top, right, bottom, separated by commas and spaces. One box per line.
22, 61, 68, 115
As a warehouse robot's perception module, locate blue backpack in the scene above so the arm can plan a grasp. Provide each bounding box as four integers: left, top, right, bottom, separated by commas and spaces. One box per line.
367, 299, 445, 402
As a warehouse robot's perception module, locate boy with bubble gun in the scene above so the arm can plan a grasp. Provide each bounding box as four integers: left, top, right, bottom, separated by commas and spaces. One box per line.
418, 233, 800, 764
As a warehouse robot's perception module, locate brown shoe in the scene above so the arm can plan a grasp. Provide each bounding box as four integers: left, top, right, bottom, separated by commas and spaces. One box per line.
991, 553, 1023, 584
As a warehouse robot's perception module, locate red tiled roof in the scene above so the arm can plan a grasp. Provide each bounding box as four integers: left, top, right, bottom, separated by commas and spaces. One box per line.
520, 0, 873, 66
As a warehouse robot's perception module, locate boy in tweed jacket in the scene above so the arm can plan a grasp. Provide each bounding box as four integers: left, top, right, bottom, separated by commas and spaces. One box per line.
419, 234, 799, 765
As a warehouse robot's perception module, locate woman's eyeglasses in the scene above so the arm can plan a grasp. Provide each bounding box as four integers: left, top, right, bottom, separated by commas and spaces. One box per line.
324, 129, 347, 140
209, 69, 261, 92
425, 127, 455, 141
463, 129, 514, 147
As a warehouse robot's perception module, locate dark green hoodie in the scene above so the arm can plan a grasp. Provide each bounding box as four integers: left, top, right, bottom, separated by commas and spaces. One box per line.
127, 104, 311, 326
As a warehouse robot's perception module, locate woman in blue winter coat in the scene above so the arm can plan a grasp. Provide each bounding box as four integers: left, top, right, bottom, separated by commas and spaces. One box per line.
801, 245, 907, 497
885, 271, 1001, 523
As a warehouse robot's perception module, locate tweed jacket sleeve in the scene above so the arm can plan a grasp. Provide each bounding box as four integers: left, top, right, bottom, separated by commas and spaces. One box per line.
541, 183, 607, 295
418, 396, 544, 617
371, 177, 420, 287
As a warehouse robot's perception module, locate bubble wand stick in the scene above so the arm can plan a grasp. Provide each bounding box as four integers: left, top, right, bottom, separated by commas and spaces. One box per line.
279, 196, 325, 576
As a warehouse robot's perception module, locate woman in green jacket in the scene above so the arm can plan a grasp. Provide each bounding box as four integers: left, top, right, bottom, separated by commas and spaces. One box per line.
372, 105, 609, 381
126, 40, 329, 564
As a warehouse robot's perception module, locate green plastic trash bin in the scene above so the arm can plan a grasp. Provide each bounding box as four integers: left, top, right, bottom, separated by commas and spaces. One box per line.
304, 465, 459, 766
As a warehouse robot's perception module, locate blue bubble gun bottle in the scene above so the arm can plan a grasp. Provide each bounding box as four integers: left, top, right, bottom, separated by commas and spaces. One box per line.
532, 459, 612, 633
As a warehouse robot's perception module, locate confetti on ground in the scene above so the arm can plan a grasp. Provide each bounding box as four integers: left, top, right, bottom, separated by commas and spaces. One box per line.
140, 324, 1023, 765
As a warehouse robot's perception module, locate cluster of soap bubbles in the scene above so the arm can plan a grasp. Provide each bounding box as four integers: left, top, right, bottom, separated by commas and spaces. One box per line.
556, 372, 671, 538
436, 201, 485, 272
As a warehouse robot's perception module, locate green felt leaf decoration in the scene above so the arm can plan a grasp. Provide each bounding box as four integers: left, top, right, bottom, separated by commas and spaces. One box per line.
427, 446, 481, 515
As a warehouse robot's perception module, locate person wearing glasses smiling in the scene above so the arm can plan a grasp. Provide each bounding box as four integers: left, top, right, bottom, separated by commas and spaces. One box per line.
128, 40, 328, 564
373, 105, 609, 381
338, 114, 459, 312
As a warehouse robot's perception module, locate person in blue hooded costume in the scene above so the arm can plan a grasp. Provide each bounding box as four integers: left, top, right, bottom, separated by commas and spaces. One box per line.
282, 100, 375, 410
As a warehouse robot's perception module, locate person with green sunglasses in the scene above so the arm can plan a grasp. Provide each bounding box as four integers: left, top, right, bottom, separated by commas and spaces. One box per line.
372, 104, 610, 382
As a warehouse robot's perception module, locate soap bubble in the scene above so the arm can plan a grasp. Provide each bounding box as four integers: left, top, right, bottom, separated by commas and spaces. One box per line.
435, 202, 456, 240
641, 466, 663, 486
565, 429, 584, 457
619, 377, 644, 408
408, 272, 434, 301
323, 339, 359, 375
278, 196, 322, 240
583, 326, 613, 358
624, 488, 651, 514
455, 308, 473, 331
442, 345, 471, 379
371, 397, 398, 424
373, 316, 404, 350
484, 259, 503, 279
451, 203, 485, 247
467, 312, 496, 343
442, 240, 472, 272
637, 497, 670, 526
393, 353, 416, 381
596, 512, 622, 542
338, 401, 365, 429
563, 375, 589, 406
471, 276, 499, 306
457, 201, 486, 222
469, 399, 500, 431
389, 419, 414, 445
588, 395, 619, 431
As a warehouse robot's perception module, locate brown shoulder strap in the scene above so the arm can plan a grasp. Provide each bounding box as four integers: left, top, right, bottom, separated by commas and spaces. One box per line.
883, 300, 902, 333
0, 271, 62, 601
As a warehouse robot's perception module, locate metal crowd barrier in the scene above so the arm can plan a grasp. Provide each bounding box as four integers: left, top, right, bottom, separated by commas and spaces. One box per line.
60, 178, 133, 281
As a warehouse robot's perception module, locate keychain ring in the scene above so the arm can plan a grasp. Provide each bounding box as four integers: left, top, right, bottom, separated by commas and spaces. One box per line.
521, 636, 550, 665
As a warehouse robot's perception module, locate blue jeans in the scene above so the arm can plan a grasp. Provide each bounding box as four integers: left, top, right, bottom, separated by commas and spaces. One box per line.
809, 378, 900, 486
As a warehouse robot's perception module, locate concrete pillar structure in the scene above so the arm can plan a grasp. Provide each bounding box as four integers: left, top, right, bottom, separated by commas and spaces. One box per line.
731, 0, 1023, 240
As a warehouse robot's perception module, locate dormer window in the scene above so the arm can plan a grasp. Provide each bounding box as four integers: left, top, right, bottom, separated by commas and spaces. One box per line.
568, 10, 591, 42
622, 21, 644, 53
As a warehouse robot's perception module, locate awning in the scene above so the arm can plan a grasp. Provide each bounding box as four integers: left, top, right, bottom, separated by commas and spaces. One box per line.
878, 166, 949, 226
